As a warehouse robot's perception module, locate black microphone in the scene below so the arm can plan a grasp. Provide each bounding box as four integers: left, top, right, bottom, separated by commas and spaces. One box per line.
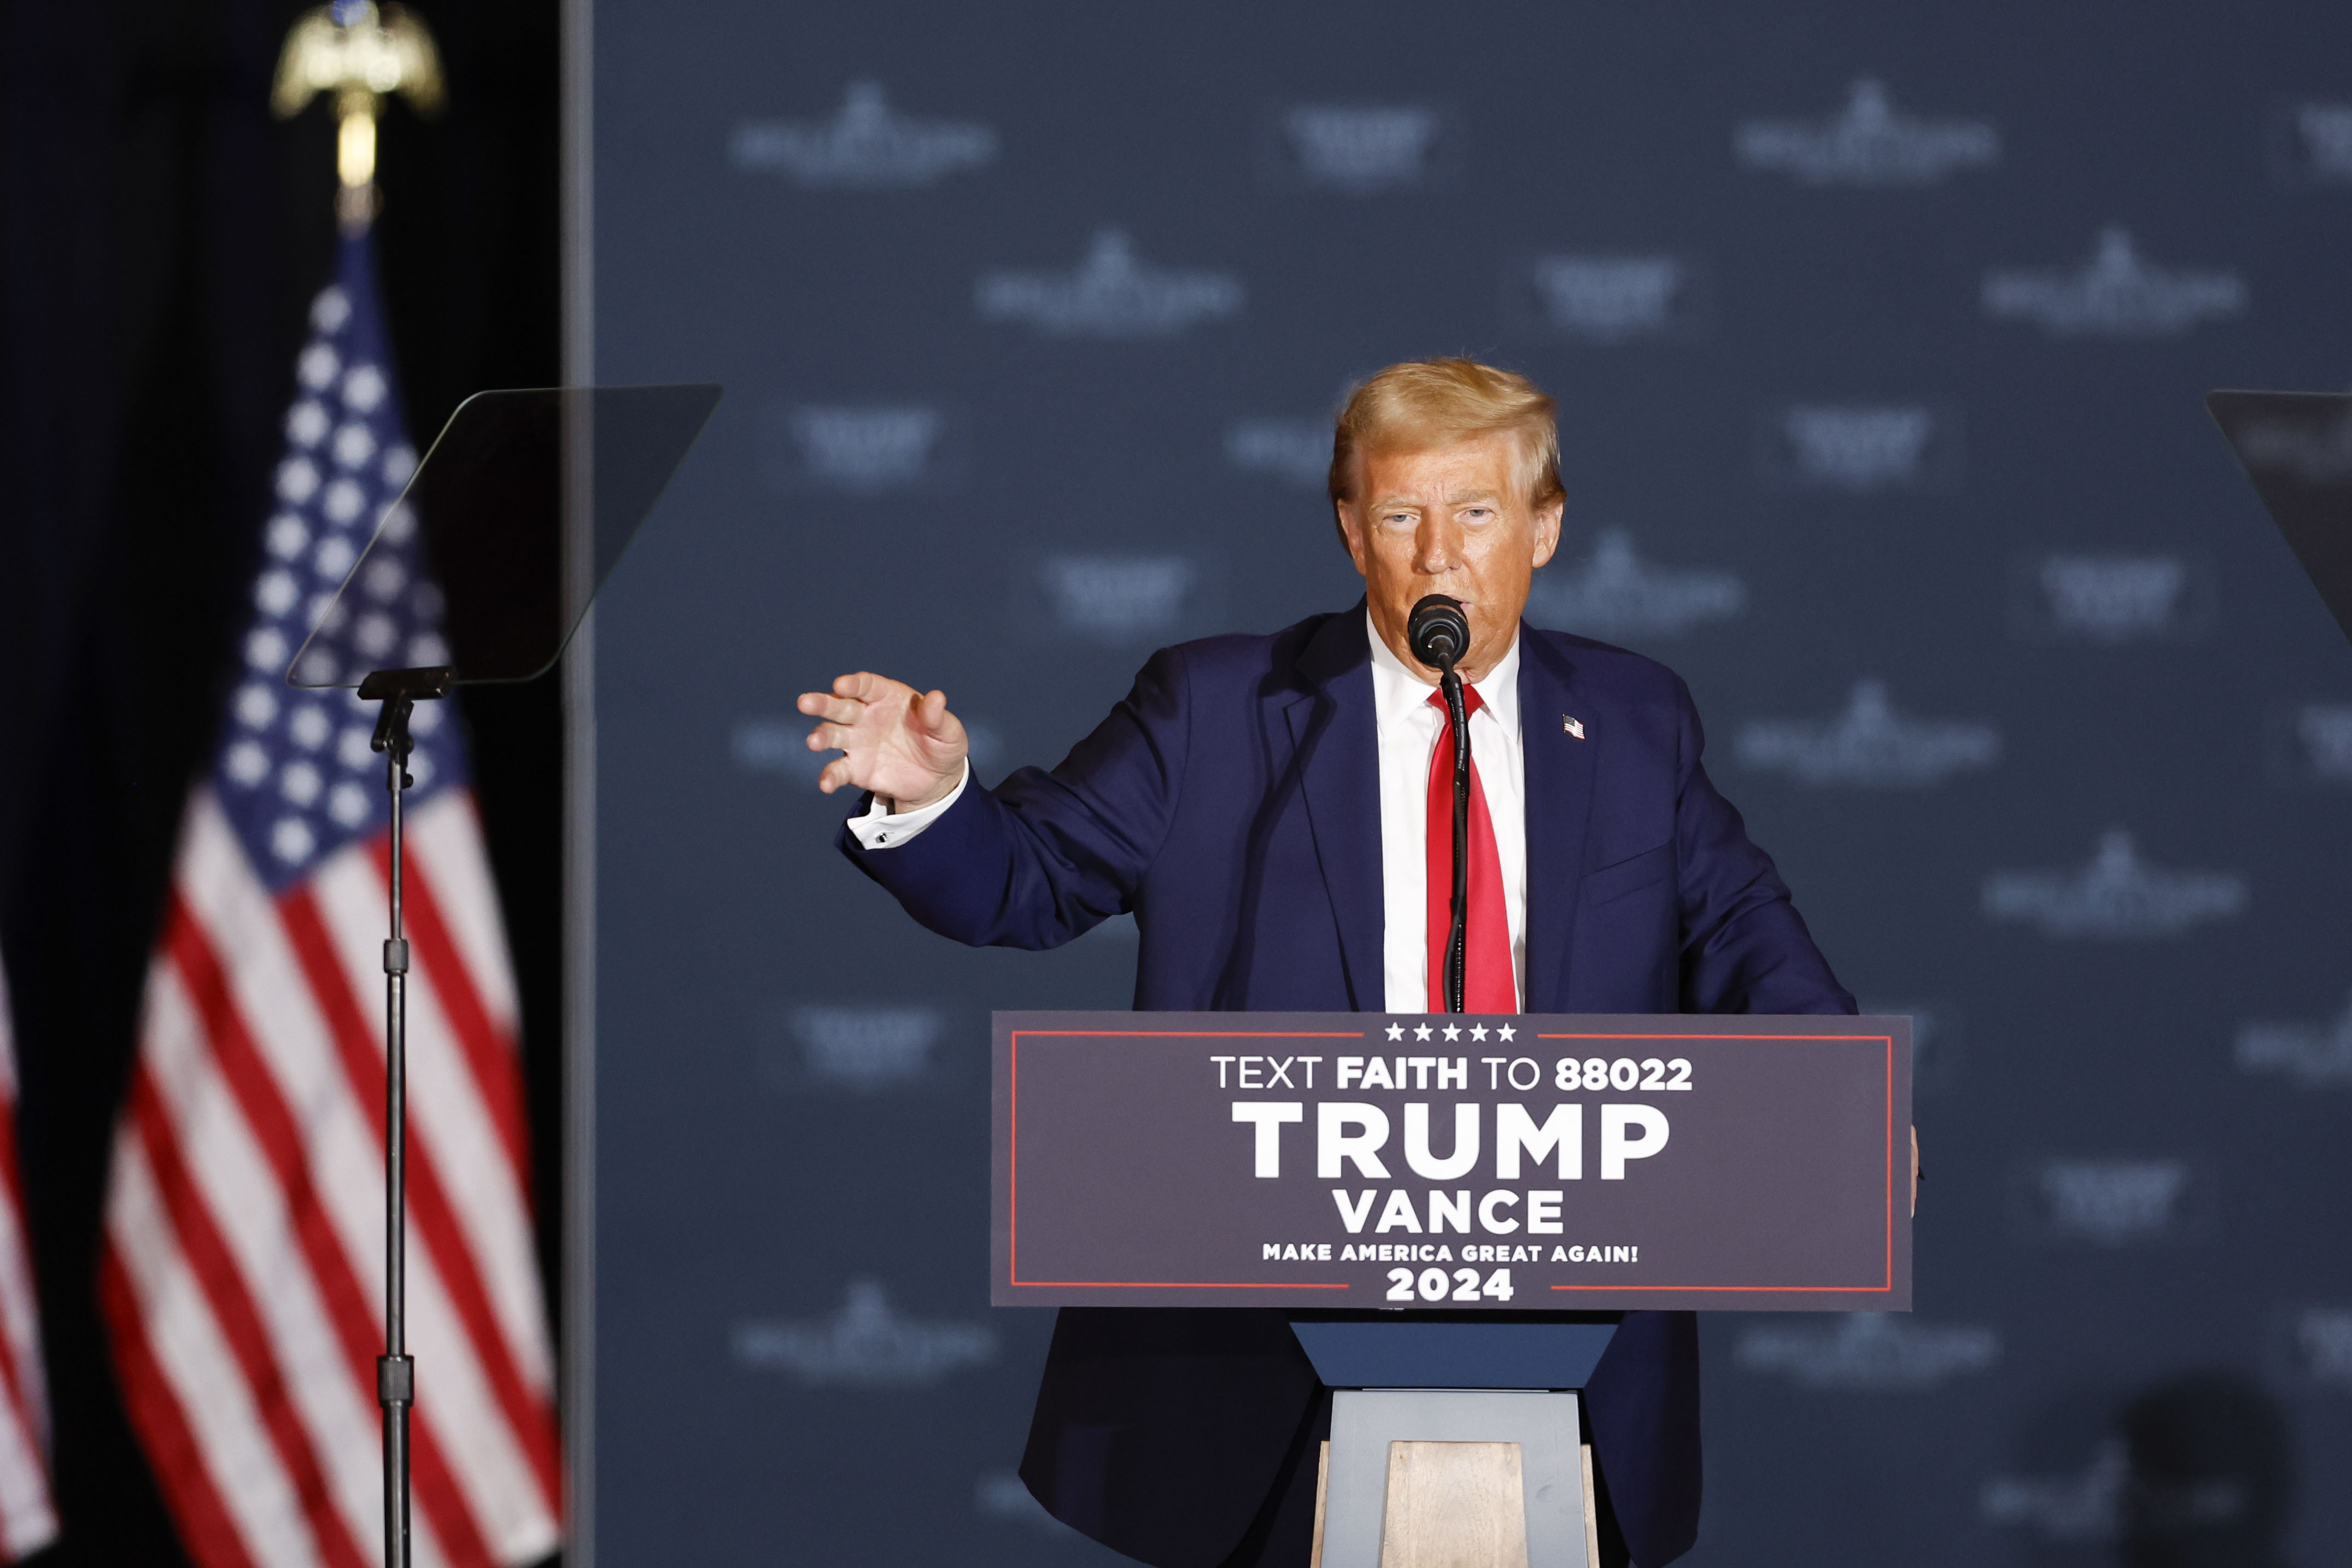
1407, 594, 1470, 672
1407, 594, 1473, 1013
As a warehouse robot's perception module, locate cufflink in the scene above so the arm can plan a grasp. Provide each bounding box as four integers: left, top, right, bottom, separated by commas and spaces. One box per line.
1562, 715, 1586, 739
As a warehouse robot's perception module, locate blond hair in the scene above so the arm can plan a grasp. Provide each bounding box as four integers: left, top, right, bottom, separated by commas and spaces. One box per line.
1327, 358, 1563, 542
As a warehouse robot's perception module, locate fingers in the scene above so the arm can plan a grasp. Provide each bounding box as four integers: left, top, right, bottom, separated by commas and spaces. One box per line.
833, 671, 898, 701
817, 756, 856, 794
797, 693, 867, 727
799, 672, 883, 714
801, 673, 925, 723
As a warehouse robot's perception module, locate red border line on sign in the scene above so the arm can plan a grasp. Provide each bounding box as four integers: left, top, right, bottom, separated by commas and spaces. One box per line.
1009, 1281, 1355, 1289
1533, 1033, 1881, 1040
1009, 1030, 1362, 1291
1013, 1031, 1368, 1038
1548, 1283, 1898, 1300
1547, 1032, 1897, 1295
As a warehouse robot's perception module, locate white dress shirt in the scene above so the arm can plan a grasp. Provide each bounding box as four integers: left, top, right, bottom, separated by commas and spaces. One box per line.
1367, 611, 1526, 1012
848, 610, 1530, 1011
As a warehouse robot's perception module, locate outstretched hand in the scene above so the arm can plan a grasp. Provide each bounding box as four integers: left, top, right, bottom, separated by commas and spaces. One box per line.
797, 672, 969, 811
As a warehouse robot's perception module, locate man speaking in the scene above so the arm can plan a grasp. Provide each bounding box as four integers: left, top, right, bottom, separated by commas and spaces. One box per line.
798, 359, 1853, 1567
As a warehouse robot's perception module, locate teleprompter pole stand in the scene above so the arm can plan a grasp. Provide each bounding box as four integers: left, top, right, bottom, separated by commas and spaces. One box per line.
358, 663, 454, 1568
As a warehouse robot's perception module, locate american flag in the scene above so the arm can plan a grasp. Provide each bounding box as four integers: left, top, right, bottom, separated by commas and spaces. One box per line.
0, 960, 56, 1560
102, 232, 562, 1568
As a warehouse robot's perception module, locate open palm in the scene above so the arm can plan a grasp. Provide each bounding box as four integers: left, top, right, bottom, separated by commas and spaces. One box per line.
797, 671, 969, 810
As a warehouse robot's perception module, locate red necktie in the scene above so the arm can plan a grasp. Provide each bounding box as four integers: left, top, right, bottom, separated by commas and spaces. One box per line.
1425, 687, 1516, 1013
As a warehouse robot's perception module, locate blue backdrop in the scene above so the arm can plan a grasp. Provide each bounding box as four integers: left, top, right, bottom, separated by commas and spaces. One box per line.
586, 4, 2352, 1564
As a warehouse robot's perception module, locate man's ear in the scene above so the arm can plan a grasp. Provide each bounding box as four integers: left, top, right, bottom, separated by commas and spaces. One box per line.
1529, 495, 1565, 571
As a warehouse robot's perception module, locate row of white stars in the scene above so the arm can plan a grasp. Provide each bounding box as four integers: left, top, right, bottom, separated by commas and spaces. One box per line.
1384, 1021, 1517, 1043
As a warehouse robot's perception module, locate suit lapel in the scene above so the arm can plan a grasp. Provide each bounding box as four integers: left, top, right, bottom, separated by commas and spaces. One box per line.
1283, 609, 1384, 1010
1517, 629, 1598, 1012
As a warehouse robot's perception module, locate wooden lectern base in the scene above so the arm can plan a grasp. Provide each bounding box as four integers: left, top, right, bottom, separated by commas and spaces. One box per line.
1292, 1315, 1616, 1568
1378, 1443, 1529, 1568
1309, 1430, 1602, 1568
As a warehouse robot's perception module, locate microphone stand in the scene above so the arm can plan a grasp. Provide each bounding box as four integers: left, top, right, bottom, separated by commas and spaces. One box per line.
1408, 593, 1477, 1016
1438, 662, 1470, 1014
358, 663, 453, 1568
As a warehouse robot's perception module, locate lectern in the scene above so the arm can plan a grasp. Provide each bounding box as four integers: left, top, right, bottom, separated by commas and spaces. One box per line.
993, 1010, 1913, 1567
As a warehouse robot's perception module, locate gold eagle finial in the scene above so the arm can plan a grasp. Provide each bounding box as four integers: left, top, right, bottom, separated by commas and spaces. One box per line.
272, 2, 444, 226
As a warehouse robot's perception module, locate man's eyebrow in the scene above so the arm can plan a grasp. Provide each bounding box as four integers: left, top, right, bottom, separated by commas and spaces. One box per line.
1370, 487, 1501, 511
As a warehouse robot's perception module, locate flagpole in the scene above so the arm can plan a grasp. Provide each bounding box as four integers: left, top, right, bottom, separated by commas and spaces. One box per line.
274, 9, 446, 1566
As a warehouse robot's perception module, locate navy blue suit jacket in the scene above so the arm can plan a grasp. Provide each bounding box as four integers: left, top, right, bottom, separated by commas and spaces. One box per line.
841, 607, 1854, 1567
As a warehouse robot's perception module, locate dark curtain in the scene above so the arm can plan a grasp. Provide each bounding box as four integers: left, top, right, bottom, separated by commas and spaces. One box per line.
0, 1, 562, 1561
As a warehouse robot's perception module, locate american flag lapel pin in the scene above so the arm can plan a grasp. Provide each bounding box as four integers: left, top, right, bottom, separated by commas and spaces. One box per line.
1562, 715, 1585, 740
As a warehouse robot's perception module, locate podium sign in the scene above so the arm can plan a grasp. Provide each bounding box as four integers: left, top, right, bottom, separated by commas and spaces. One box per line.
992, 1011, 1910, 1312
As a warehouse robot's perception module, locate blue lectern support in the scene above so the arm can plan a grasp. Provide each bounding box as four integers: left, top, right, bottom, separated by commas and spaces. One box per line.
1292, 1320, 1618, 1568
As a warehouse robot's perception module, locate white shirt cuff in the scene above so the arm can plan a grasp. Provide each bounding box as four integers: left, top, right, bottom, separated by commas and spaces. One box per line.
845, 761, 971, 850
